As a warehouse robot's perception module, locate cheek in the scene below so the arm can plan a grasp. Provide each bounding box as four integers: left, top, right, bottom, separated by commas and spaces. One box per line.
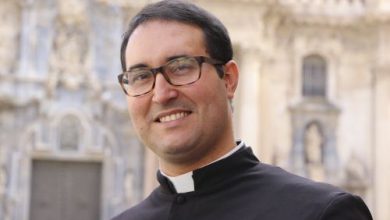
127, 99, 146, 125
127, 105, 148, 140
201, 81, 227, 105
193, 82, 228, 120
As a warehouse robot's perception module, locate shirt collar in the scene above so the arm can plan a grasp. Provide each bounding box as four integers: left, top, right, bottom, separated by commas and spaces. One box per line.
160, 140, 245, 193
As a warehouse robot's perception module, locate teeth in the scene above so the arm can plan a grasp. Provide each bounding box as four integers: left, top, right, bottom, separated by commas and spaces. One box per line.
159, 112, 189, 123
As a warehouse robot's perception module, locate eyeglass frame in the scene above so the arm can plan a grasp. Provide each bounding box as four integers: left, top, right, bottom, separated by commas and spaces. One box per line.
117, 55, 226, 97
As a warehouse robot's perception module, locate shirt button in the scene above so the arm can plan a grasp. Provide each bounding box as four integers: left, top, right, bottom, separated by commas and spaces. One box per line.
176, 195, 186, 204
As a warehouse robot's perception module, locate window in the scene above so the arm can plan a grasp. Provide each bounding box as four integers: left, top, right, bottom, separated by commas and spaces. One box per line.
302, 55, 327, 97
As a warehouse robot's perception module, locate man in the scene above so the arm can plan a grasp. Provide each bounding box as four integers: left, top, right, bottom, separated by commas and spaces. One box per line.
113, 1, 373, 219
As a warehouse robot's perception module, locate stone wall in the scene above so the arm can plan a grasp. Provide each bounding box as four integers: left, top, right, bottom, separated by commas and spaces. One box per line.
0, 0, 389, 219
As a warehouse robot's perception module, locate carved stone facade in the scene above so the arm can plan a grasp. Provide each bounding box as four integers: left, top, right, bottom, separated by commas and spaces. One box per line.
194, 1, 389, 220
0, 0, 389, 220
0, 1, 144, 220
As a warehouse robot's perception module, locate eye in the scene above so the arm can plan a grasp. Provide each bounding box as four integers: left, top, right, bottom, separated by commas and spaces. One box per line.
128, 70, 153, 85
168, 58, 197, 75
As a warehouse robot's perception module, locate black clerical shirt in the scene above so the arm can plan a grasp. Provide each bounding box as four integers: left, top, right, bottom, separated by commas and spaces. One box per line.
112, 143, 373, 220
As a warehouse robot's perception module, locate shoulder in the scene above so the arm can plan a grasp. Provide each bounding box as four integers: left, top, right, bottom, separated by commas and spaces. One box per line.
318, 193, 373, 220
249, 162, 341, 194
110, 188, 171, 220
110, 199, 150, 220
243, 163, 372, 219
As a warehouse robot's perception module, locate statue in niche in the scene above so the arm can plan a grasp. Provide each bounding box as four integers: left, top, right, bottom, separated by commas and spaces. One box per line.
304, 123, 325, 181
0, 0, 20, 75
49, 0, 89, 92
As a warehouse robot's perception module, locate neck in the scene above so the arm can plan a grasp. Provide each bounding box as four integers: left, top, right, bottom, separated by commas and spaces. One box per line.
159, 136, 236, 176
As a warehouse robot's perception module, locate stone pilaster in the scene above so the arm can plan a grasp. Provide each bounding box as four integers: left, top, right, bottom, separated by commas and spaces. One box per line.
373, 64, 390, 220
235, 48, 263, 156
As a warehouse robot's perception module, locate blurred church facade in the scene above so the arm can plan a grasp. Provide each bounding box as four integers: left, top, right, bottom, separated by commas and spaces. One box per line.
0, 0, 389, 220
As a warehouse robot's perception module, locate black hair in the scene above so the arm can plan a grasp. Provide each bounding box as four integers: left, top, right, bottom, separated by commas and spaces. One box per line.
120, 0, 233, 77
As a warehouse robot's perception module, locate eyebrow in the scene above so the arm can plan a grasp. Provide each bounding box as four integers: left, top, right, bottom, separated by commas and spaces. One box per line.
127, 63, 148, 71
127, 54, 190, 71
166, 54, 188, 61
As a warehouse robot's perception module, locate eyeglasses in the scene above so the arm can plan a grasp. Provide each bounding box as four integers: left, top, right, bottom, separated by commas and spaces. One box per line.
118, 56, 224, 97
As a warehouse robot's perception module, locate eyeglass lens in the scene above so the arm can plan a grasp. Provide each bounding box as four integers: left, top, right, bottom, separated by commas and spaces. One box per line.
121, 56, 201, 96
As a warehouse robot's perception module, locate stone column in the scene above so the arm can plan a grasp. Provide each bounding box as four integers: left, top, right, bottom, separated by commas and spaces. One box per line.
17, 0, 35, 76
373, 65, 390, 220
235, 48, 262, 155
372, 23, 390, 220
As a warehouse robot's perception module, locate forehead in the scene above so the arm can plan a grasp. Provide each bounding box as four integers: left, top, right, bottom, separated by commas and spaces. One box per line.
125, 20, 207, 67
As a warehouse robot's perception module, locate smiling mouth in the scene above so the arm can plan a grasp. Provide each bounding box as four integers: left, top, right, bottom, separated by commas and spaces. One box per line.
158, 112, 190, 123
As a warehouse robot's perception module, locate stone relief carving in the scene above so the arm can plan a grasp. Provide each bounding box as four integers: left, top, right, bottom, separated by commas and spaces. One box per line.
0, 0, 21, 75
48, 0, 89, 92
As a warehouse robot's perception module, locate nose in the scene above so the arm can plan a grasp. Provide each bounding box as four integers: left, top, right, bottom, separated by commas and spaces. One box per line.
152, 73, 178, 104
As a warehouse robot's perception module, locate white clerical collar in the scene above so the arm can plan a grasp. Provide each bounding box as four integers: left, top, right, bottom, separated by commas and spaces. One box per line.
160, 140, 245, 193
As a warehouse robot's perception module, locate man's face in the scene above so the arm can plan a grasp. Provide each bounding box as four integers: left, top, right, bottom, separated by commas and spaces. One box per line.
124, 20, 238, 173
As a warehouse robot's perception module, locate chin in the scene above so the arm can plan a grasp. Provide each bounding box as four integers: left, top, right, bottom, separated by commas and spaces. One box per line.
157, 141, 196, 156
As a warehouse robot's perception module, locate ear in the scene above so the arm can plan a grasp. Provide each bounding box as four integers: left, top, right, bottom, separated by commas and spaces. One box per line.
223, 60, 239, 100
